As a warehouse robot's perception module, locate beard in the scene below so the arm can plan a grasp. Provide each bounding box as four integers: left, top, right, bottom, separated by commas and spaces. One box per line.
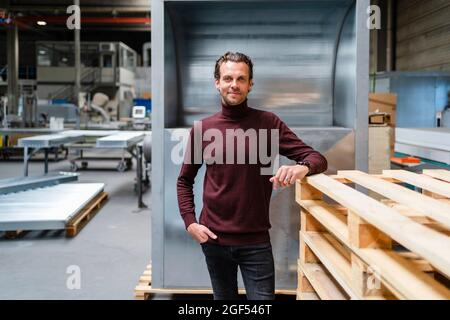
222, 92, 247, 106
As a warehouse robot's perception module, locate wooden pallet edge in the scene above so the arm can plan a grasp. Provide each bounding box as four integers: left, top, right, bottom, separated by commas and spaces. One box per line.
298, 192, 450, 299
65, 192, 109, 237
134, 285, 295, 297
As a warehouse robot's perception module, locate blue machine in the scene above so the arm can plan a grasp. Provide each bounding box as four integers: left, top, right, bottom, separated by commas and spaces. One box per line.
133, 99, 151, 116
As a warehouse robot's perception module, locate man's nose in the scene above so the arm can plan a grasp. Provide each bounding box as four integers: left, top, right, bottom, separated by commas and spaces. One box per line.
231, 80, 238, 88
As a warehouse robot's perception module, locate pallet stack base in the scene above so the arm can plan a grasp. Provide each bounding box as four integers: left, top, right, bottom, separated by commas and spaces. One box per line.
296, 169, 450, 300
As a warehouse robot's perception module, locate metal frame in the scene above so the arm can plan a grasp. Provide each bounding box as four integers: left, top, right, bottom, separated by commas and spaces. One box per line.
151, 0, 369, 289
18, 134, 84, 176
0, 172, 79, 195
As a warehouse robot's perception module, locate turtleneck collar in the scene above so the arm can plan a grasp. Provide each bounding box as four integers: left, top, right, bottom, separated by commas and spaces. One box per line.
221, 99, 251, 119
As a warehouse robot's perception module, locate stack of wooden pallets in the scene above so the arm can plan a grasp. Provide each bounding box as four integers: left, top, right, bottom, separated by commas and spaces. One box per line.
295, 169, 450, 300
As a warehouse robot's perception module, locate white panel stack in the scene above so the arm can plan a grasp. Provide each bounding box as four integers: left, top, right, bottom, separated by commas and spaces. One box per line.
395, 128, 450, 164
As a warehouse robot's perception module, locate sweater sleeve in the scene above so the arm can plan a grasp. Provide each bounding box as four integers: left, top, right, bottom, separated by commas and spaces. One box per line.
275, 116, 328, 175
177, 127, 203, 229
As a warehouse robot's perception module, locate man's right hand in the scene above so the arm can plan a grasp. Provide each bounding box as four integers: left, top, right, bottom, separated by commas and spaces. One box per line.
187, 223, 218, 243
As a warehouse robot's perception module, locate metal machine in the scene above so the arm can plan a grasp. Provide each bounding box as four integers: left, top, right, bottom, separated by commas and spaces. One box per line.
151, 0, 369, 290
17, 130, 151, 208
35, 41, 137, 121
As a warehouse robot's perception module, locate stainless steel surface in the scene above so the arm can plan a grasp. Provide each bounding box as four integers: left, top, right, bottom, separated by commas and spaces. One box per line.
162, 127, 354, 288
0, 172, 79, 195
75, 0, 81, 109
0, 183, 104, 231
165, 0, 356, 127
64, 130, 119, 137
18, 133, 84, 148
95, 132, 146, 148
7, 24, 19, 115
152, 0, 369, 290
0, 128, 63, 135
143, 133, 152, 162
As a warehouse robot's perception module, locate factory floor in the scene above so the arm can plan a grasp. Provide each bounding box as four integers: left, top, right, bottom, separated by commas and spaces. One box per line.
0, 158, 154, 300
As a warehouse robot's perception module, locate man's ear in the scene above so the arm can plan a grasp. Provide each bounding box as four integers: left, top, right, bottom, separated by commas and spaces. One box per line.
214, 79, 220, 91
248, 80, 254, 92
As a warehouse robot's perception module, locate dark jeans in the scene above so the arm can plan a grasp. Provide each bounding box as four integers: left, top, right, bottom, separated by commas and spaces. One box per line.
201, 241, 275, 300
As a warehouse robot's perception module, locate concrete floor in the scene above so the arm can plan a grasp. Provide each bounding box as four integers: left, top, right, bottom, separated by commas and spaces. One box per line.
0, 158, 151, 299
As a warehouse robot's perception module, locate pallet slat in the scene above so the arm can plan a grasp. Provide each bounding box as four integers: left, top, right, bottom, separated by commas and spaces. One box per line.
298, 199, 448, 299
423, 169, 450, 183
358, 249, 450, 300
134, 263, 296, 299
300, 263, 348, 300
66, 192, 109, 237
338, 170, 450, 229
382, 170, 450, 199
304, 174, 450, 279
301, 231, 359, 299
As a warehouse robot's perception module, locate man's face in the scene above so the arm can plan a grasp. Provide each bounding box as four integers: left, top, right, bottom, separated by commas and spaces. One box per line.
215, 61, 253, 106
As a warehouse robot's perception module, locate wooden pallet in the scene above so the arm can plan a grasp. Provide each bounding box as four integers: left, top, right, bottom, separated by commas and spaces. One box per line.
66, 191, 108, 237
295, 169, 450, 300
2, 191, 108, 239
134, 263, 296, 300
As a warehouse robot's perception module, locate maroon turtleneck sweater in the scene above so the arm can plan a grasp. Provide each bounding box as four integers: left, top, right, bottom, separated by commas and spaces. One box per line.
177, 100, 328, 245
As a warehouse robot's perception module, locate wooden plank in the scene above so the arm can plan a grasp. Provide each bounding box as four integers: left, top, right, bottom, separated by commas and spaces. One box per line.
298, 188, 449, 299
369, 127, 393, 173
300, 263, 348, 300
299, 200, 348, 244
325, 175, 400, 184
301, 210, 325, 233
305, 174, 450, 278
4, 230, 25, 239
301, 231, 359, 299
298, 292, 320, 300
350, 253, 386, 299
397, 25, 450, 58
322, 233, 351, 262
397, 7, 450, 42
382, 170, 450, 198
348, 211, 392, 250
338, 170, 450, 230
297, 265, 315, 299
66, 192, 109, 237
358, 249, 450, 300
296, 181, 323, 201
297, 190, 447, 299
397, 0, 450, 26
423, 169, 450, 183
382, 201, 450, 235
134, 286, 295, 296
381, 200, 436, 224
398, 252, 435, 273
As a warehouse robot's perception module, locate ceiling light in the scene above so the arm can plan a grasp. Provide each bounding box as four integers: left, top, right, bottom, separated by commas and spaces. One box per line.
37, 21, 47, 26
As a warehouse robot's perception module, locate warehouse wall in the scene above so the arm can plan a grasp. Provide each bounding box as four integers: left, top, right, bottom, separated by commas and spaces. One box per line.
396, 0, 450, 72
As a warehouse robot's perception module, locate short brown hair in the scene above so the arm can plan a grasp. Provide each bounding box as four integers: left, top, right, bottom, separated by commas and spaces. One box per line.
214, 52, 253, 81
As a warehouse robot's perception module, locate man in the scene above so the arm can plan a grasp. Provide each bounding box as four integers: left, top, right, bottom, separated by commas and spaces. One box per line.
177, 52, 327, 300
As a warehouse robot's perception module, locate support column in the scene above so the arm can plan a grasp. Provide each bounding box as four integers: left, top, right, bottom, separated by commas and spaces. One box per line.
74, 0, 81, 107
6, 23, 19, 116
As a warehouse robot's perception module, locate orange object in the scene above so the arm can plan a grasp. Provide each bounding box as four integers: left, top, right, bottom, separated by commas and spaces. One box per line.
390, 156, 421, 164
